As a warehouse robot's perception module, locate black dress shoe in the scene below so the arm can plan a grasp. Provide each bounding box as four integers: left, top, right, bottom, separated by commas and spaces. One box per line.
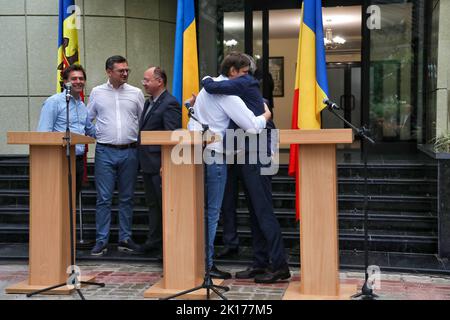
209, 265, 232, 279
215, 247, 239, 259
254, 266, 291, 284
235, 267, 267, 279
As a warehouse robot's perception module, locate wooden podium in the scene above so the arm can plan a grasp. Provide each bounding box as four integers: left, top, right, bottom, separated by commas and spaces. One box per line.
141, 131, 223, 299
279, 129, 357, 300
5, 132, 96, 295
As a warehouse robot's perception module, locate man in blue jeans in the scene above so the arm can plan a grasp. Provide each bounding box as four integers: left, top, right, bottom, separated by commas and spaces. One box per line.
188, 53, 272, 279
87, 56, 145, 256
201, 53, 290, 284
188, 55, 271, 279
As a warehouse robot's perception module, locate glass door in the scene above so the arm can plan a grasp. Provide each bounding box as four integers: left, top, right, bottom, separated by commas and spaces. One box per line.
322, 63, 362, 131
365, 0, 422, 153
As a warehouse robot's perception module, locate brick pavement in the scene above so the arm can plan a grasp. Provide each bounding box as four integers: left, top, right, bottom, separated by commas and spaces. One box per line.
1, 261, 450, 300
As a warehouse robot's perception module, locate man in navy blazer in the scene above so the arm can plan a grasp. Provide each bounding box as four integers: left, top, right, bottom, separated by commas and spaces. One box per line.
201, 53, 289, 284
138, 67, 182, 254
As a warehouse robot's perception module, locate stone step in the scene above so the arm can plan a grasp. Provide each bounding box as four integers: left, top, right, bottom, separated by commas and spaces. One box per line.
0, 223, 438, 254
0, 206, 437, 233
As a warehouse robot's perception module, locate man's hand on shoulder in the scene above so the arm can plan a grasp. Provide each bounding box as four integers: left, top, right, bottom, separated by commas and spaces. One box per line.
201, 76, 213, 86
263, 103, 272, 121
187, 93, 197, 107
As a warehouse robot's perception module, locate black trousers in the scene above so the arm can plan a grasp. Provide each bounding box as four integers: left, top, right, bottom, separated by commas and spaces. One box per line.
142, 172, 163, 249
237, 161, 287, 270
76, 156, 84, 203
220, 164, 240, 249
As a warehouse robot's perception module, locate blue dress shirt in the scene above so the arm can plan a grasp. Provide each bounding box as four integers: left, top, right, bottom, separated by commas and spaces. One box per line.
37, 92, 96, 155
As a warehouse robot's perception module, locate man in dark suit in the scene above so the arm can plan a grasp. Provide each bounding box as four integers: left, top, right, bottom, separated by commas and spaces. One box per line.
138, 66, 182, 255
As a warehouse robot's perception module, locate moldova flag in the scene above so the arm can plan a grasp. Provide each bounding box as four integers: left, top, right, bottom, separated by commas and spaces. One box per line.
173, 0, 200, 128
288, 0, 329, 221
57, 0, 88, 182
57, 0, 81, 93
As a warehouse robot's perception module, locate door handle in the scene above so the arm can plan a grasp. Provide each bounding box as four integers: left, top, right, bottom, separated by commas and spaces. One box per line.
340, 95, 345, 110
350, 94, 356, 110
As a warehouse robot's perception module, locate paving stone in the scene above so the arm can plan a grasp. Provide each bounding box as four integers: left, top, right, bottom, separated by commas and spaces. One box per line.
1, 261, 450, 300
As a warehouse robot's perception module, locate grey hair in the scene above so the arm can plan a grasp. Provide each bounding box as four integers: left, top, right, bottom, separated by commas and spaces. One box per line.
243, 54, 257, 74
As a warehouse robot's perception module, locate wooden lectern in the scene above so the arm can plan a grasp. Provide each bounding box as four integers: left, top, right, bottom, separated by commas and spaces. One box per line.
141, 131, 223, 299
279, 129, 357, 300
5, 132, 96, 295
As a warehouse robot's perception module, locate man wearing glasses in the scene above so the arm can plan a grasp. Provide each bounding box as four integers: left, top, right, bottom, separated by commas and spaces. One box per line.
87, 55, 145, 256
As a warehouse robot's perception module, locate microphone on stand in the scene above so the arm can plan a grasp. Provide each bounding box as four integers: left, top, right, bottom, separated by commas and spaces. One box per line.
323, 98, 340, 110
65, 82, 73, 102
184, 100, 208, 133
184, 100, 195, 115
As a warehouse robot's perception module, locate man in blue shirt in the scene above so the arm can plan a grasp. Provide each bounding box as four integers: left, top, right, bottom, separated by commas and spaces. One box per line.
37, 64, 95, 202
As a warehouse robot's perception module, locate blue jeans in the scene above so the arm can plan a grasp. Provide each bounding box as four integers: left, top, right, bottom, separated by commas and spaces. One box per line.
205, 152, 227, 270
220, 164, 240, 249
94, 144, 138, 244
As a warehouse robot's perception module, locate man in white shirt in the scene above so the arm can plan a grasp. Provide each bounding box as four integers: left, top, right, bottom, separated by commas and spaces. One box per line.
187, 54, 271, 279
87, 55, 145, 256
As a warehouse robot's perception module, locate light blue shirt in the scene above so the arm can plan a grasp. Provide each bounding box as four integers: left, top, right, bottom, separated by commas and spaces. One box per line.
37, 92, 96, 155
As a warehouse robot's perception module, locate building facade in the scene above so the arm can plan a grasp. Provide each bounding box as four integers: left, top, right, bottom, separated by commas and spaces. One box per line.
1, 0, 449, 157
0, 0, 176, 155
1, 0, 450, 260
198, 0, 450, 158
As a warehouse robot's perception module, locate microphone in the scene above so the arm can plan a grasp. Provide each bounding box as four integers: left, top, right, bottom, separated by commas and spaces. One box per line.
65, 82, 72, 101
323, 98, 340, 110
184, 100, 194, 115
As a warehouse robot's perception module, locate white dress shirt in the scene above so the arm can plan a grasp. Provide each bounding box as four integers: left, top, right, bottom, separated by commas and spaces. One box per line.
187, 75, 267, 154
87, 81, 145, 144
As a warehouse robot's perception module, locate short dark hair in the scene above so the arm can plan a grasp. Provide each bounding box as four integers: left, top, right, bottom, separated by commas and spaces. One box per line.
62, 64, 86, 80
106, 55, 128, 70
220, 52, 251, 77
152, 66, 167, 87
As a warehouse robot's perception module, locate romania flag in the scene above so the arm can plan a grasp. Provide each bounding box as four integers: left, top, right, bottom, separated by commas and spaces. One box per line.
57, 0, 80, 93
288, 0, 329, 220
173, 0, 200, 128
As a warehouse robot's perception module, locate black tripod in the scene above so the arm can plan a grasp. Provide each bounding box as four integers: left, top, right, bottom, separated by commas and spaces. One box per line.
27, 84, 105, 300
161, 103, 230, 300
323, 99, 378, 300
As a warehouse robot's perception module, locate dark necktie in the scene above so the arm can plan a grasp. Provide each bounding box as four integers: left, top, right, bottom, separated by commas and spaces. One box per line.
143, 99, 155, 121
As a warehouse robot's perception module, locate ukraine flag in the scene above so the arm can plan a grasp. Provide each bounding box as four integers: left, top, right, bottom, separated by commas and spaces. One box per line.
173, 0, 200, 128
288, 0, 329, 220
56, 0, 80, 93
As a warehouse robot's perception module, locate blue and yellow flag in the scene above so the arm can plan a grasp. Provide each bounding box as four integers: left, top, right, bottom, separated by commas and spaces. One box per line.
288, 0, 329, 220
173, 0, 200, 128
57, 0, 80, 93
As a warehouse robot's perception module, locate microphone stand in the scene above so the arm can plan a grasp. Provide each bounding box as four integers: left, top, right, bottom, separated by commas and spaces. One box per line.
161, 104, 230, 300
27, 85, 105, 299
324, 101, 378, 300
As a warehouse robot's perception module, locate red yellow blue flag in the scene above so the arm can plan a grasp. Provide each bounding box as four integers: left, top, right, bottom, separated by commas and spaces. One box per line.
57, 0, 81, 93
57, 1, 88, 181
288, 0, 329, 221
173, 0, 200, 128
